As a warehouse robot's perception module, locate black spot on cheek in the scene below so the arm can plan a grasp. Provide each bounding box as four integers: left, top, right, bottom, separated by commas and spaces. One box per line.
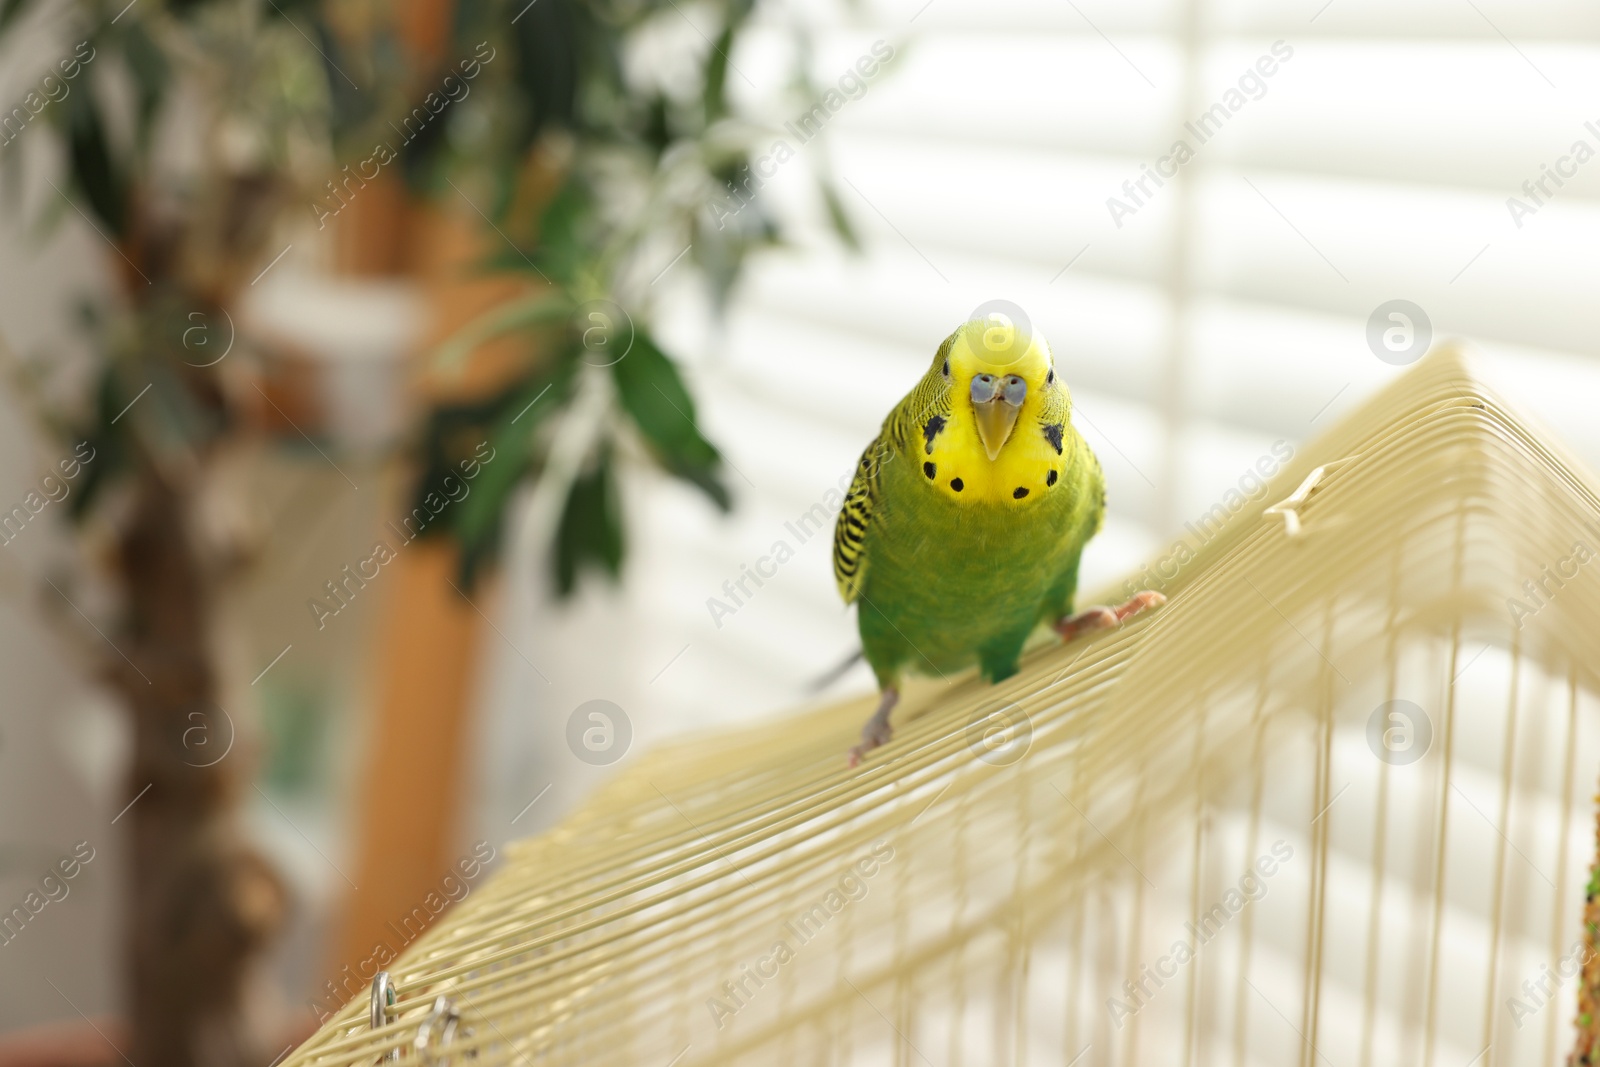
950, 477, 964, 492
1047, 469, 1059, 487
1042, 423, 1064, 455
1013, 487, 1030, 500
923, 461, 936, 479
923, 415, 946, 454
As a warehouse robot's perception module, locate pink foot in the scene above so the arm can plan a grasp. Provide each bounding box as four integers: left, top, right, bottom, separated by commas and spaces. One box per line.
848, 687, 900, 767
1054, 590, 1166, 642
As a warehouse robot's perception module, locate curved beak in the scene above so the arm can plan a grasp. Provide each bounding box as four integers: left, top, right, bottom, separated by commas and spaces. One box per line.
971, 374, 1026, 461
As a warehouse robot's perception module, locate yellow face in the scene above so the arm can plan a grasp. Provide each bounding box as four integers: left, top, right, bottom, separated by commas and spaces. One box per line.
920, 320, 1068, 506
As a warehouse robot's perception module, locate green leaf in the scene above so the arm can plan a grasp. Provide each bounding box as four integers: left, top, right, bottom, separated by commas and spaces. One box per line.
120, 20, 169, 152
404, 367, 577, 587
819, 178, 860, 252
63, 77, 125, 236
0, 0, 32, 35
611, 333, 730, 511
68, 367, 130, 521
552, 443, 623, 597
430, 290, 571, 376
453, 370, 572, 583
509, 0, 581, 148
703, 25, 733, 121
641, 93, 671, 158
530, 177, 593, 285
408, 392, 512, 520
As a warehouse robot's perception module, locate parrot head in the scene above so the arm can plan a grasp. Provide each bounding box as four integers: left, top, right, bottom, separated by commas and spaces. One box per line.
942, 318, 1054, 459
917, 318, 1068, 506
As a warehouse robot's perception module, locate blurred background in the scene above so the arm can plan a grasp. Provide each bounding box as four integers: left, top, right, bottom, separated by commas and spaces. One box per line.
4, 0, 1600, 1063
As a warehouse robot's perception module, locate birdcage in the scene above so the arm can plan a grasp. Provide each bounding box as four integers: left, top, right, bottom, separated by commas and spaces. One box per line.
282, 347, 1600, 1067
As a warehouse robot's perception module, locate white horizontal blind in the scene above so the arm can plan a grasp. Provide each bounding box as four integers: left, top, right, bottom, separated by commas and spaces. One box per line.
604, 0, 1600, 732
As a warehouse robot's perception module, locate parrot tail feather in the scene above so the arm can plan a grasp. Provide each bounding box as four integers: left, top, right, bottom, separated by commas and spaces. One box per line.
807, 647, 865, 693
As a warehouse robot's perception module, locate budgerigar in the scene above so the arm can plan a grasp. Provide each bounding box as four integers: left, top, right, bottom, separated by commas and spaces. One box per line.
833, 317, 1163, 765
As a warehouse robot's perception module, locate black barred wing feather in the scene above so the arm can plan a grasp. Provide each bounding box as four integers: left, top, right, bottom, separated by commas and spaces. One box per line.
833, 438, 884, 603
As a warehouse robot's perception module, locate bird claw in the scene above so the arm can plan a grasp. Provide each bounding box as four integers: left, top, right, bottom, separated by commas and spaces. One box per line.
1115, 589, 1167, 621
1055, 590, 1166, 642
848, 688, 900, 767
847, 717, 894, 768
1054, 605, 1117, 641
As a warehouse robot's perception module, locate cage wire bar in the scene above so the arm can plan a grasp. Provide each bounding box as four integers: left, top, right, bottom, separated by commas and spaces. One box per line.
282, 347, 1600, 1066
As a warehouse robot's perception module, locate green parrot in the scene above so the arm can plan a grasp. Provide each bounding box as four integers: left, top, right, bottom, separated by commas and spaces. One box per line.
833, 317, 1163, 765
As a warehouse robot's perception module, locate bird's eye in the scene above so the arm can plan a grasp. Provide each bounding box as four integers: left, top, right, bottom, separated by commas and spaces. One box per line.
1046, 368, 1054, 385
942, 359, 950, 378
